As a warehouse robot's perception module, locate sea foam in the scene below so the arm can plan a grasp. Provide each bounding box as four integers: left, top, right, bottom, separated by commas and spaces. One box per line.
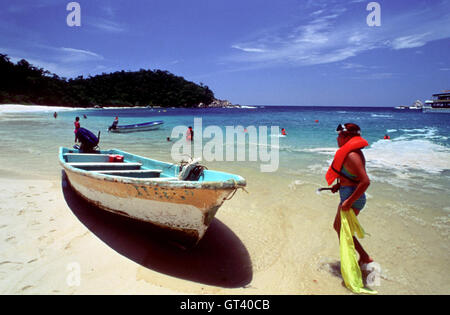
365, 139, 450, 174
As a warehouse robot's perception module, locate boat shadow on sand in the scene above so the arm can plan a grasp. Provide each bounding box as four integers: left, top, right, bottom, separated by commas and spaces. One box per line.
61, 171, 253, 288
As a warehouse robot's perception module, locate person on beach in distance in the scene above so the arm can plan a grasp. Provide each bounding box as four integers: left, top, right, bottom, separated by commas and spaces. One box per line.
186, 126, 194, 141
53, 112, 57, 119
328, 123, 373, 267
74, 117, 81, 143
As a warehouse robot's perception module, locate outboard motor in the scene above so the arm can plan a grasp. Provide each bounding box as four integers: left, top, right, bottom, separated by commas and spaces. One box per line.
76, 128, 100, 153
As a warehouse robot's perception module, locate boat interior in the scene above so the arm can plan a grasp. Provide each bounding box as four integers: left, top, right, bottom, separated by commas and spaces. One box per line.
60, 148, 246, 183
63, 153, 178, 180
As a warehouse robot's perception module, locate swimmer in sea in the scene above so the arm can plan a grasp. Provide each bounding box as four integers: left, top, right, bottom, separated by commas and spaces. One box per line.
186, 126, 194, 141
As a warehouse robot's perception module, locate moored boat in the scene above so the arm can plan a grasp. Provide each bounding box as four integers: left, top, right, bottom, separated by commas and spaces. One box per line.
109, 120, 164, 133
395, 100, 423, 110
59, 147, 246, 247
423, 91, 450, 113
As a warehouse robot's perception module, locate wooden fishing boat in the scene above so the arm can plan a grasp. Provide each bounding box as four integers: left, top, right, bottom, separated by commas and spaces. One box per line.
59, 147, 246, 247
109, 120, 164, 133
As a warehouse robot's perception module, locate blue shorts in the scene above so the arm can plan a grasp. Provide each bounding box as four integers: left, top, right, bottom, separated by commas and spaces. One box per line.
340, 186, 366, 211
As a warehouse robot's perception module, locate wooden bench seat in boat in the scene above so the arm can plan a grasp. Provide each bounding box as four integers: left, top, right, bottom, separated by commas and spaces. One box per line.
64, 153, 112, 163
95, 169, 163, 178
97, 170, 179, 181
67, 162, 142, 171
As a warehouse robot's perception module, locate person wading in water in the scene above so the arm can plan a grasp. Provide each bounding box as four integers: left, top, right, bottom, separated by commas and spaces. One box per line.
327, 123, 374, 267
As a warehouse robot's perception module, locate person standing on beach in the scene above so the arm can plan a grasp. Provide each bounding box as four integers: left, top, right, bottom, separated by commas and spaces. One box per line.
53, 112, 57, 119
326, 123, 373, 267
74, 117, 81, 143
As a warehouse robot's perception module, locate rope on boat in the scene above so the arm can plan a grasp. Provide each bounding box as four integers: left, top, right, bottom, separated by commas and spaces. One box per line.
224, 179, 248, 201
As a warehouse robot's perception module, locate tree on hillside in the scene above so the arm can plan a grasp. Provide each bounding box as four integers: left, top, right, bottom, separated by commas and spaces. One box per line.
0, 54, 215, 107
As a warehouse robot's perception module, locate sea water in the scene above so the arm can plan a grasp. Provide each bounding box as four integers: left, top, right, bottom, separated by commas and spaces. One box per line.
1, 106, 449, 207
0, 105, 449, 293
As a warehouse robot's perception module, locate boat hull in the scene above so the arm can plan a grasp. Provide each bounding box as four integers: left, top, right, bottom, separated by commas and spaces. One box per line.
60, 149, 244, 247
423, 107, 450, 113
109, 121, 163, 133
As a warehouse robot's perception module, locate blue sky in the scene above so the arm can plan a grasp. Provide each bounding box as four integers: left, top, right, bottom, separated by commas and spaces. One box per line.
1, 0, 449, 106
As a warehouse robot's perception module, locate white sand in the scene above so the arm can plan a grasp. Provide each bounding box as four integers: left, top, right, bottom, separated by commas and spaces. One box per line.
0, 104, 81, 115
0, 104, 154, 115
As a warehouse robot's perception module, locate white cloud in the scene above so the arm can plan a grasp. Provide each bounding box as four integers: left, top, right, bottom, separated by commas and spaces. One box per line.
231, 45, 266, 53
391, 33, 431, 50
226, 1, 450, 69
1, 45, 105, 78
60, 47, 103, 59
88, 18, 125, 33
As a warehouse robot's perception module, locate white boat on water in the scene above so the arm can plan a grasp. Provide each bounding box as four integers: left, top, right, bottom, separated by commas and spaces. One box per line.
109, 120, 164, 133
239, 105, 258, 109
409, 100, 423, 110
395, 100, 423, 110
423, 91, 450, 113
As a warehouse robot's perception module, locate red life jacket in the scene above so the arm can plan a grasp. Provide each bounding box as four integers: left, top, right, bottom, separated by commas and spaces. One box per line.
325, 136, 369, 185
186, 128, 193, 141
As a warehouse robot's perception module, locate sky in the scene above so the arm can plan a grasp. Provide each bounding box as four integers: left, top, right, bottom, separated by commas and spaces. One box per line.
1, 0, 449, 106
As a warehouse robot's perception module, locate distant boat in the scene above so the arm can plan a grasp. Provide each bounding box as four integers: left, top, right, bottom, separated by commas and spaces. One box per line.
395, 100, 423, 110
409, 100, 423, 110
59, 147, 246, 247
423, 91, 450, 113
239, 105, 258, 109
109, 121, 164, 133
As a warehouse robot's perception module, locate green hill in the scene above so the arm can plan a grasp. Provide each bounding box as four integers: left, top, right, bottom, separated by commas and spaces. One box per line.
0, 54, 215, 108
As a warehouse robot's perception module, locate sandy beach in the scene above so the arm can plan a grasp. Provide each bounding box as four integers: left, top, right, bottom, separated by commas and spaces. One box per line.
1, 169, 449, 295
0, 105, 449, 295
